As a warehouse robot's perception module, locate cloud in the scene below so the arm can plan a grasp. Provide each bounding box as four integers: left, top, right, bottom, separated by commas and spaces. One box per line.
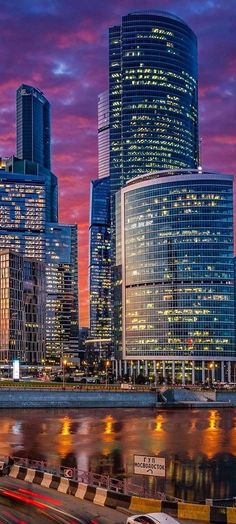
0, 0, 235, 326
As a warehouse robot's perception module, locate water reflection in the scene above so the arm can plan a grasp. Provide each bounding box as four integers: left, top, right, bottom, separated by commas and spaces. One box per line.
0, 407, 235, 501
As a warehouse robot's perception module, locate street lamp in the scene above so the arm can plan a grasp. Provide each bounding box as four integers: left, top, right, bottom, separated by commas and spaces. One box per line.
105, 360, 110, 388
62, 358, 67, 390
208, 362, 214, 385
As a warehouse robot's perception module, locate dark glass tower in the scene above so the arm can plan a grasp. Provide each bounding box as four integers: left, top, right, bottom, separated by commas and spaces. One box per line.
89, 176, 111, 356
109, 11, 198, 196
16, 84, 51, 170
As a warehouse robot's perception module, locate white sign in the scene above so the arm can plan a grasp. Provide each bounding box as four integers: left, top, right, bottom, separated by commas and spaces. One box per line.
13, 360, 20, 380
133, 455, 166, 477
64, 468, 74, 478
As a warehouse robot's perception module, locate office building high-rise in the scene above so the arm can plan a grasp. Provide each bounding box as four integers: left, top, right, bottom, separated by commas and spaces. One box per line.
109, 10, 199, 362
16, 84, 51, 170
115, 169, 235, 382
98, 91, 110, 179
46, 224, 79, 363
0, 249, 45, 364
5, 156, 58, 223
109, 11, 198, 197
0, 85, 80, 365
89, 176, 111, 359
0, 165, 46, 261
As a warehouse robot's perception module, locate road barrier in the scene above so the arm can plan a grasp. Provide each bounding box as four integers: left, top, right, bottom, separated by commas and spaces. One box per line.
8, 464, 236, 522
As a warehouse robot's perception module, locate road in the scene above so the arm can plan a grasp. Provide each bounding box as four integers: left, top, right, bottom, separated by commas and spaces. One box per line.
0, 476, 206, 524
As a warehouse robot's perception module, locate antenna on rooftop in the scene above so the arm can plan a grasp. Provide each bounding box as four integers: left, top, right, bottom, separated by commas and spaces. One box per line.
198, 137, 203, 173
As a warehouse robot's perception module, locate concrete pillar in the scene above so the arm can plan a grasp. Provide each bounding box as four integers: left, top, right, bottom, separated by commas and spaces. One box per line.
137, 361, 140, 375
145, 361, 148, 376
202, 361, 205, 384
172, 361, 175, 384
228, 361, 231, 383
119, 360, 122, 377
191, 361, 195, 385
154, 361, 157, 386
162, 361, 166, 380
221, 361, 224, 383
212, 363, 215, 384
115, 360, 118, 379
112, 361, 115, 374
182, 361, 185, 385
124, 360, 127, 375
130, 361, 133, 378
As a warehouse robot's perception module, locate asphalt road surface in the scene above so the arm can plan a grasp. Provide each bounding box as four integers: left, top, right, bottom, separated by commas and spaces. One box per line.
0, 476, 206, 524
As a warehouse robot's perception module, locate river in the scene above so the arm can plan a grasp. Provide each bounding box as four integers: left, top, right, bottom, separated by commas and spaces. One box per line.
0, 407, 235, 502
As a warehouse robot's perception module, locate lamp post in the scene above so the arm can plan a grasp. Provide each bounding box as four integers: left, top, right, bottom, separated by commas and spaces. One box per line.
105, 360, 110, 388
62, 358, 67, 390
208, 362, 214, 385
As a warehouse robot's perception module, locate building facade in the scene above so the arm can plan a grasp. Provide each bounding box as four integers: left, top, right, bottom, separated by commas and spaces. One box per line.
5, 156, 58, 223
16, 84, 51, 170
0, 250, 45, 364
115, 169, 235, 383
98, 91, 110, 179
89, 177, 111, 359
109, 10, 198, 198
45, 224, 79, 364
0, 167, 47, 261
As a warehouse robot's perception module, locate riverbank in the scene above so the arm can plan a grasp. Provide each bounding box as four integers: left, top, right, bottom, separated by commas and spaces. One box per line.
0, 387, 235, 408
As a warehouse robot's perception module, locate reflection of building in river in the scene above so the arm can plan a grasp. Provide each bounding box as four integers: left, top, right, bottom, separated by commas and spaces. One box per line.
167, 451, 236, 501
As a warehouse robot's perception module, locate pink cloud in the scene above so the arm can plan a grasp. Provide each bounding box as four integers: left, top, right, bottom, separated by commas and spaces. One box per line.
0, 0, 235, 326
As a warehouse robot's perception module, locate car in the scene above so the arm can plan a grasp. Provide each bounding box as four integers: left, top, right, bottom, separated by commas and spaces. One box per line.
126, 513, 180, 524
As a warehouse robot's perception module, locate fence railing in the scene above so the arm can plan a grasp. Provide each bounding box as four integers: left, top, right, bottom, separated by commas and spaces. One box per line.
10, 456, 176, 500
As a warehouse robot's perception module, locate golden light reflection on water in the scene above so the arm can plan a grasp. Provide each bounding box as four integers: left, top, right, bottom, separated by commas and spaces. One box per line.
102, 415, 115, 456
154, 414, 164, 433
56, 416, 73, 458
201, 409, 222, 459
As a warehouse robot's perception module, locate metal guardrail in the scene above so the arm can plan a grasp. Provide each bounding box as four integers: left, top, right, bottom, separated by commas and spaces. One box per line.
10, 456, 175, 500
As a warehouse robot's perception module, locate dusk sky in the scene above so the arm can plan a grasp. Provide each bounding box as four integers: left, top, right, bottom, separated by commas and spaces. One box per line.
0, 0, 235, 326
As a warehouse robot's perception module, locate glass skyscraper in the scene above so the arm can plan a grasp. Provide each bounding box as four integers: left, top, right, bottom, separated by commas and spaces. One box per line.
5, 156, 58, 223
109, 11, 198, 196
89, 176, 111, 357
16, 84, 51, 170
98, 91, 110, 179
0, 85, 79, 365
0, 249, 45, 364
46, 224, 79, 364
115, 169, 235, 383
0, 166, 46, 261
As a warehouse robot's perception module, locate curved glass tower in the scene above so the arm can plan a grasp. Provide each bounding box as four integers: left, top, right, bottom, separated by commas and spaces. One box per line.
109, 11, 198, 195
116, 170, 235, 363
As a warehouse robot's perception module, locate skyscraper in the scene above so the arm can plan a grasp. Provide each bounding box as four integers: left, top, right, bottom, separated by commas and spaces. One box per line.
109, 11, 198, 196
16, 84, 51, 170
115, 169, 235, 382
98, 91, 110, 179
0, 85, 79, 365
109, 10, 199, 362
89, 176, 111, 358
46, 224, 79, 363
0, 249, 45, 364
0, 164, 47, 261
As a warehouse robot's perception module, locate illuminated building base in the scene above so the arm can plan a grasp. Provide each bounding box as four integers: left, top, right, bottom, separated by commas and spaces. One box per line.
112, 359, 236, 385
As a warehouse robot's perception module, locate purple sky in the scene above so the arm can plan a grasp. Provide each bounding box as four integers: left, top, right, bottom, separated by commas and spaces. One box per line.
0, 0, 235, 326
